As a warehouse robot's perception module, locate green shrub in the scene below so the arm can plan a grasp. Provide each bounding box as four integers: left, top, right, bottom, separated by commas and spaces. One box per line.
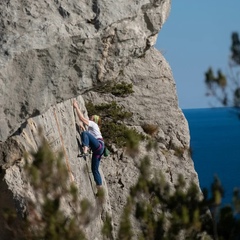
86, 101, 132, 122
110, 82, 134, 97
86, 101, 144, 151
94, 81, 134, 97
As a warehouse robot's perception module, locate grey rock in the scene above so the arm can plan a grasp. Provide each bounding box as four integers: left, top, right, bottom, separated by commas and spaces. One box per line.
0, 0, 202, 239
0, 0, 171, 141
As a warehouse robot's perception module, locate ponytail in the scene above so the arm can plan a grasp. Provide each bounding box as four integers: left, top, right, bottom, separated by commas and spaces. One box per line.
93, 115, 101, 126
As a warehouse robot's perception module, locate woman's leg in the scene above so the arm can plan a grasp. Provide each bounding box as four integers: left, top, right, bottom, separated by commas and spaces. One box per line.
81, 131, 103, 185
91, 143, 104, 186
81, 131, 89, 153
81, 131, 100, 152
91, 154, 102, 186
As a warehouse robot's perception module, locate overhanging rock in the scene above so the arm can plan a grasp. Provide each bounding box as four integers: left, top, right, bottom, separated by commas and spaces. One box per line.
0, 0, 202, 239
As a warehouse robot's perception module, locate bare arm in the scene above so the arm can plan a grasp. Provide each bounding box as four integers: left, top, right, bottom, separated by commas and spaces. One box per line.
79, 121, 86, 131
73, 100, 89, 126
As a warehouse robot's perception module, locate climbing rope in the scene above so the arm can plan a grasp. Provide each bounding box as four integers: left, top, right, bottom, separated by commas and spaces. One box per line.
53, 107, 74, 182
73, 108, 96, 194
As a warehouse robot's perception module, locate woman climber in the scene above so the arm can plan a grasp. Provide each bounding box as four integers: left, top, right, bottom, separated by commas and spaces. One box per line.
73, 100, 105, 191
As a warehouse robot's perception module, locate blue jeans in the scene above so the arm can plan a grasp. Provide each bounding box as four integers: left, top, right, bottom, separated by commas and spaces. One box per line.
81, 131, 104, 185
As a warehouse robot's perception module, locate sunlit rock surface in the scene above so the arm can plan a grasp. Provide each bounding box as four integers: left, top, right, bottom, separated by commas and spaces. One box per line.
0, 1, 200, 239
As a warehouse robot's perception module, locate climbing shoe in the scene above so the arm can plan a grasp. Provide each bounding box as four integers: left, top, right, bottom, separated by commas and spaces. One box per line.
77, 153, 89, 159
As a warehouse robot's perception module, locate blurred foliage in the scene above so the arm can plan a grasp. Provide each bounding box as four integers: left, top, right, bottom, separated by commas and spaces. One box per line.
102, 214, 114, 240
118, 157, 240, 240
205, 32, 240, 107
24, 136, 91, 240
117, 199, 133, 240
231, 32, 240, 65
145, 139, 158, 152
3, 134, 240, 240
202, 32, 240, 239
3, 134, 97, 240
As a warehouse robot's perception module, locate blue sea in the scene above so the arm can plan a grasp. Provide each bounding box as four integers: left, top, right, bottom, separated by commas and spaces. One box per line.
183, 107, 240, 206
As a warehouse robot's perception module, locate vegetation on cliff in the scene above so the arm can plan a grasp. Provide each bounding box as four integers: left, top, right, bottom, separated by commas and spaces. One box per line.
3, 134, 240, 240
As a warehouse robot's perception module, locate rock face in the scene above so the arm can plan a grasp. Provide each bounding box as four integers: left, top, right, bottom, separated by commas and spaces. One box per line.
0, 0, 200, 239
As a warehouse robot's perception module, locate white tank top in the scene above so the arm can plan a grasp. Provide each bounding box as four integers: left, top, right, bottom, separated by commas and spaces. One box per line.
88, 120, 103, 139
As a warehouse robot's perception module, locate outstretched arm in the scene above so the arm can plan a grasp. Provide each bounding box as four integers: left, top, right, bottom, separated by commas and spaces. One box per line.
73, 100, 89, 126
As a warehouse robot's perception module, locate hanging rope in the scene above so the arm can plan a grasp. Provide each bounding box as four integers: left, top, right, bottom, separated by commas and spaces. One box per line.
74, 108, 96, 194
53, 107, 74, 182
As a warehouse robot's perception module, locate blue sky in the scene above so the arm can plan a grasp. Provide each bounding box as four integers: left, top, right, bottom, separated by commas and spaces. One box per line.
156, 1, 240, 109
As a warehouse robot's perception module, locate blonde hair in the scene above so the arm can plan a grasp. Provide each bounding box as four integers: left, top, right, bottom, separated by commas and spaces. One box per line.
93, 115, 101, 126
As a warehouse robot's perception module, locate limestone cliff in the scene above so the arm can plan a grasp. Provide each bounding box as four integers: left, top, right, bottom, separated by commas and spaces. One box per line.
0, 0, 200, 239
